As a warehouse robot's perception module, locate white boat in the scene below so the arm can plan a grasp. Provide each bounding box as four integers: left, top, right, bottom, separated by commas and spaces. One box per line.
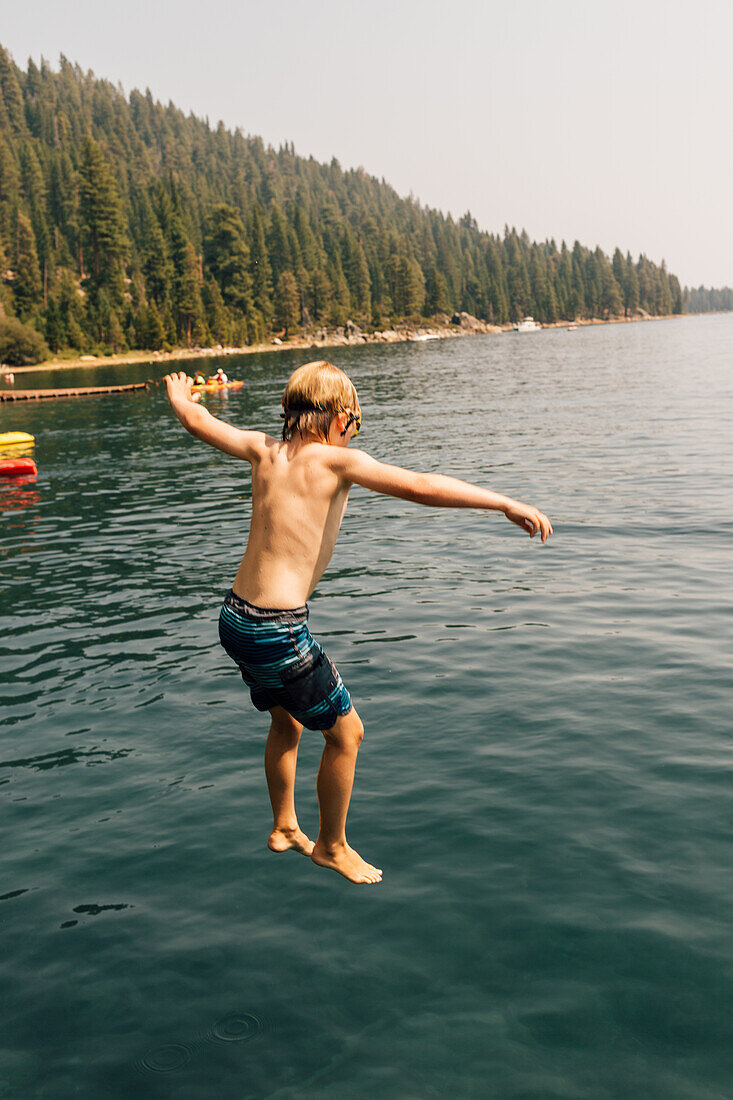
514, 316, 542, 332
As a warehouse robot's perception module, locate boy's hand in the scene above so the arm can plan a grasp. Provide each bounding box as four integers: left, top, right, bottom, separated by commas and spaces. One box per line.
504, 502, 553, 542
164, 371, 201, 409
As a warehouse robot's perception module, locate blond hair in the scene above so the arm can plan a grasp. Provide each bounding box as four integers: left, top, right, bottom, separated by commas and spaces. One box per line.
281, 360, 361, 442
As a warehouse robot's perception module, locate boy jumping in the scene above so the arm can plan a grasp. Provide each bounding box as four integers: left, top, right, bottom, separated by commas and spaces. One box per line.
165, 360, 552, 885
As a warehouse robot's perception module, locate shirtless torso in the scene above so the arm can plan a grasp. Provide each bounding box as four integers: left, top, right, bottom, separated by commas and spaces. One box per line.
232, 434, 352, 608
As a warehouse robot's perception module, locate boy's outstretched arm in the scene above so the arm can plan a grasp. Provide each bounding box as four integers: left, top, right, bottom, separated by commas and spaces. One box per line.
164, 372, 265, 461
336, 448, 553, 542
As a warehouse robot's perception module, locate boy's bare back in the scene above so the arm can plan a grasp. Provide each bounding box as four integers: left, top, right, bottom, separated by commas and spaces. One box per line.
233, 433, 353, 609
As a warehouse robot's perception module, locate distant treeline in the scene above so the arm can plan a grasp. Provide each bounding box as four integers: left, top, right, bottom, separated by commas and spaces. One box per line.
0, 45, 685, 359
684, 286, 733, 313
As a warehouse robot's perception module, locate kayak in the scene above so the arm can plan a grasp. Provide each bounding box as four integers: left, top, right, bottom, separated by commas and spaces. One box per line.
192, 380, 244, 391
192, 381, 244, 391
0, 432, 35, 446
0, 457, 37, 477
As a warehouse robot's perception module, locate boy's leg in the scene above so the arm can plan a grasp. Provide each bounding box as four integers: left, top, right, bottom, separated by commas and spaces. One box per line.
265, 706, 314, 856
311, 707, 382, 884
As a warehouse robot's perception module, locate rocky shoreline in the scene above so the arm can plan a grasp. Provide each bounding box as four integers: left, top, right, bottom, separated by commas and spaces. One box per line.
6, 311, 673, 375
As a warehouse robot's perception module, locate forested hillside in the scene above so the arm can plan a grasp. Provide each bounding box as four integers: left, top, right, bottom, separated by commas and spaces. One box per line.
684, 286, 733, 313
0, 46, 686, 361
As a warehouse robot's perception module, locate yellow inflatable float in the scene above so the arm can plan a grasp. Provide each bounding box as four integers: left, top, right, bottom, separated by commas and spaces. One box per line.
0, 432, 35, 446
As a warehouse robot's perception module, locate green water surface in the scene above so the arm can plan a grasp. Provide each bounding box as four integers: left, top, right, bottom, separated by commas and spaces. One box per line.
2, 316, 732, 1098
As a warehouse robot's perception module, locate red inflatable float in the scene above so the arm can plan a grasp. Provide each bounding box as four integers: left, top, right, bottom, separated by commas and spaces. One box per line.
0, 457, 37, 478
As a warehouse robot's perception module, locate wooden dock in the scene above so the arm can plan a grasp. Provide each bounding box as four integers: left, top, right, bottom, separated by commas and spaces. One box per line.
0, 382, 149, 402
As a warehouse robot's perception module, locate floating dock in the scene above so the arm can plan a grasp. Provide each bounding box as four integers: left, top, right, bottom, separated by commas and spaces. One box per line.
0, 383, 149, 402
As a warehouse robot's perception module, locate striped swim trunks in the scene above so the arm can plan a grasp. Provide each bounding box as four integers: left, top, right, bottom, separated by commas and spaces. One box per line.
218, 589, 353, 731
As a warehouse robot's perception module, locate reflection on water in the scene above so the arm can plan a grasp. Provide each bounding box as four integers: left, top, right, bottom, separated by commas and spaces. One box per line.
2, 316, 733, 1098
0, 478, 40, 512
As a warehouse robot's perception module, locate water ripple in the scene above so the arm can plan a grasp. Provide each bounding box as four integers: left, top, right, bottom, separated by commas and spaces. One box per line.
3, 320, 733, 1099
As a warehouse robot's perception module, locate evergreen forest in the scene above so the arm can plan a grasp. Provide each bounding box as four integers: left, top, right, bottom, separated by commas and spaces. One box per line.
683, 286, 733, 313
0, 46, 694, 363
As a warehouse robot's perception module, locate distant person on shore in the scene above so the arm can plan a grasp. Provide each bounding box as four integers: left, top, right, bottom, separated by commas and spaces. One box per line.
165, 360, 552, 884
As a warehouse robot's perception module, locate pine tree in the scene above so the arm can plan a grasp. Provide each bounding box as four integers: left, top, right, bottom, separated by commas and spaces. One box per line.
203, 203, 252, 314
249, 202, 272, 322
78, 138, 127, 299
529, 246, 549, 322
310, 267, 332, 322
612, 248, 625, 307
167, 202, 205, 345
598, 249, 622, 316
0, 46, 26, 135
140, 199, 173, 306
669, 274, 683, 315
143, 301, 167, 349
267, 204, 292, 285
425, 264, 450, 314
637, 255, 652, 313
0, 136, 20, 245
202, 276, 231, 344
19, 143, 49, 263
274, 270, 299, 336
108, 309, 125, 352
170, 228, 206, 346
44, 297, 65, 351
14, 211, 42, 316
623, 253, 639, 315
485, 238, 508, 322
57, 269, 86, 347
47, 150, 79, 264
327, 256, 351, 326
570, 242, 587, 319
351, 240, 372, 318
246, 308, 267, 345
385, 253, 424, 317
292, 203, 319, 271
655, 260, 673, 315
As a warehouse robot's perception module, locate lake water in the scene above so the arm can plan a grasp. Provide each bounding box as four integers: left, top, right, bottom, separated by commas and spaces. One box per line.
2, 315, 732, 1099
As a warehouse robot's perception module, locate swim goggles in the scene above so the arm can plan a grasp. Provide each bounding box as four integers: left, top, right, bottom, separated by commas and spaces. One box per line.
343, 411, 361, 436
280, 401, 360, 436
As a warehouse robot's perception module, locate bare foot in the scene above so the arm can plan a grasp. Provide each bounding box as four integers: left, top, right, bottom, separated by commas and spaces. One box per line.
311, 841, 382, 884
268, 826, 315, 856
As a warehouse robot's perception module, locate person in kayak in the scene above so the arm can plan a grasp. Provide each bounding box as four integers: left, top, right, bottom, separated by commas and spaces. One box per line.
215, 368, 228, 384
164, 360, 552, 885
193, 371, 206, 386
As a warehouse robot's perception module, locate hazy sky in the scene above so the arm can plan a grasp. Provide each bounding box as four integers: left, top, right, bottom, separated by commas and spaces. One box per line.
3, 0, 731, 286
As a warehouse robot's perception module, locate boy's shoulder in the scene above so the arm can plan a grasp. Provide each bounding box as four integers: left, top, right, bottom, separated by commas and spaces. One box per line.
325, 445, 371, 475
326, 447, 400, 491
